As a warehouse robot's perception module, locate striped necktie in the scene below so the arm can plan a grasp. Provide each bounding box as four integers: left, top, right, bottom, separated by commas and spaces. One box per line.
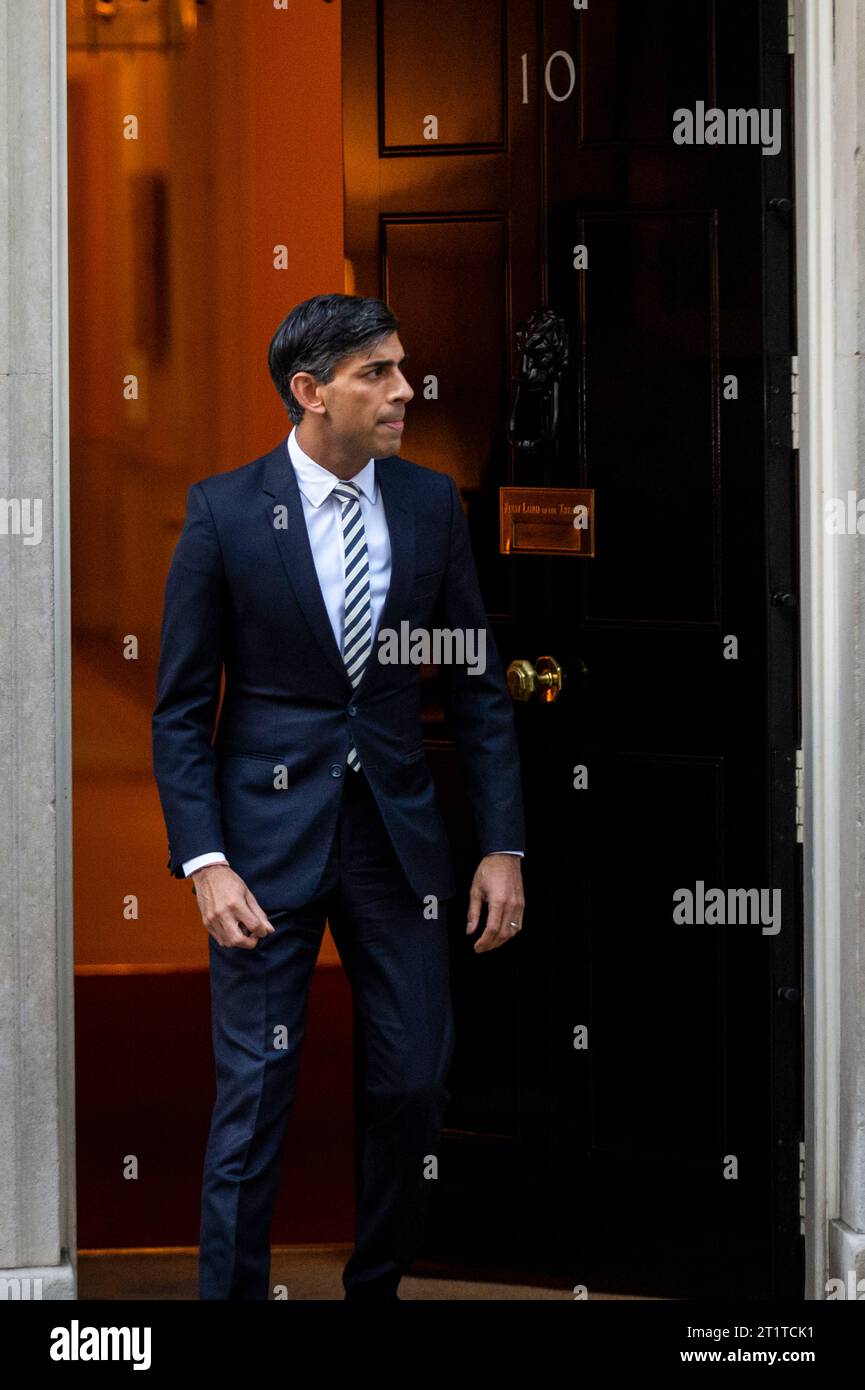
333, 479, 372, 771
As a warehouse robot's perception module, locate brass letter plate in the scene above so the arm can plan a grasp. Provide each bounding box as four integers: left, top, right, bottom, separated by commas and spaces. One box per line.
499, 487, 595, 556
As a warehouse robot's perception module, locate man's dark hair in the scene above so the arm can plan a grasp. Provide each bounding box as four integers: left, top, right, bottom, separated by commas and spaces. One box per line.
268, 293, 400, 425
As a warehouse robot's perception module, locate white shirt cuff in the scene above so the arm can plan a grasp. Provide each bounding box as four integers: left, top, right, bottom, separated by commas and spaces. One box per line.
182, 851, 229, 877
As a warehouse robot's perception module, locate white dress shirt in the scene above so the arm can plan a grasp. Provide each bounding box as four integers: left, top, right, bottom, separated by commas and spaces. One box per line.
182, 428, 523, 875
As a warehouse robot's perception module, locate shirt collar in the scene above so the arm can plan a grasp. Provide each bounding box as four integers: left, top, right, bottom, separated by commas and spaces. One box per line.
287, 426, 377, 506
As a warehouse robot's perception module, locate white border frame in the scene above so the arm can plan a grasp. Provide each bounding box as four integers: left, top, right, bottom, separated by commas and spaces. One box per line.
47, 0, 834, 1304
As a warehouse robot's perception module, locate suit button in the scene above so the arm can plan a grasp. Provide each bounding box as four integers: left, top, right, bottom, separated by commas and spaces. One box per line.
330, 764, 343, 778
347, 704, 358, 717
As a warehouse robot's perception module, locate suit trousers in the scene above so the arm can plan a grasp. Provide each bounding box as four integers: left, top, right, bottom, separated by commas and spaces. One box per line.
198, 762, 457, 1300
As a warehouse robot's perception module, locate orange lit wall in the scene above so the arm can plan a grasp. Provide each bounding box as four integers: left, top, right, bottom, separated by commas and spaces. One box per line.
69, 1, 345, 967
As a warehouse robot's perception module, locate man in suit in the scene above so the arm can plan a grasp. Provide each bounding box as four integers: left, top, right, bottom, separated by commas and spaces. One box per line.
152, 293, 526, 1301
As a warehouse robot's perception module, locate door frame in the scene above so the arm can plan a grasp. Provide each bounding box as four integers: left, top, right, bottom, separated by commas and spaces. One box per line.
45, 0, 846, 1299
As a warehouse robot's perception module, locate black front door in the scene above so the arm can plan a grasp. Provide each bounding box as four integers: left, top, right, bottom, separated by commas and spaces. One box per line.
343, 0, 802, 1299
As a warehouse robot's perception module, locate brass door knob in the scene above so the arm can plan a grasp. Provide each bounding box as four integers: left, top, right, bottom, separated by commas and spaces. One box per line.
506, 655, 564, 703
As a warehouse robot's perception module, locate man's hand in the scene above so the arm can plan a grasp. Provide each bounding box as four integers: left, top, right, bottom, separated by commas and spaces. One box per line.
466, 854, 525, 953
190, 863, 275, 949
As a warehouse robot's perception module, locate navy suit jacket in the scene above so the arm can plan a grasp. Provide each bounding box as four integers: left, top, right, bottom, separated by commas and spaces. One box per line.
151, 435, 525, 914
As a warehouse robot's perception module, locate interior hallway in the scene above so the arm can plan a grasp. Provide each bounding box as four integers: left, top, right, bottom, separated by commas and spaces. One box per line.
77, 1248, 667, 1300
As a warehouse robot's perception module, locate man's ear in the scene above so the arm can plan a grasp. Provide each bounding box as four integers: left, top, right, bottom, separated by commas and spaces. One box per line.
292, 372, 318, 408
290, 371, 326, 415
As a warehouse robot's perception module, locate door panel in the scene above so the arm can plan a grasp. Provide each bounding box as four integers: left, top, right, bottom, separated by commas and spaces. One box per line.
380, 0, 506, 150
382, 217, 509, 497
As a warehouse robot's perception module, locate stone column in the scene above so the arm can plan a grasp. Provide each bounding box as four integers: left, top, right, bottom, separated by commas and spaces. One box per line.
798, 0, 865, 1300
827, 0, 865, 1300
0, 0, 75, 1300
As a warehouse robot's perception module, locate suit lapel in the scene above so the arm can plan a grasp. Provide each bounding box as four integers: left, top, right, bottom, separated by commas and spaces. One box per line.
261, 437, 416, 699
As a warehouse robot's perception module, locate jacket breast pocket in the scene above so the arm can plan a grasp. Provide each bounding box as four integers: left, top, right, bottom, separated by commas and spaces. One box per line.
410, 568, 444, 602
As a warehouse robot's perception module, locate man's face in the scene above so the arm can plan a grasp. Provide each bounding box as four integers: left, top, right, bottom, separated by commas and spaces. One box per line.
315, 331, 414, 457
